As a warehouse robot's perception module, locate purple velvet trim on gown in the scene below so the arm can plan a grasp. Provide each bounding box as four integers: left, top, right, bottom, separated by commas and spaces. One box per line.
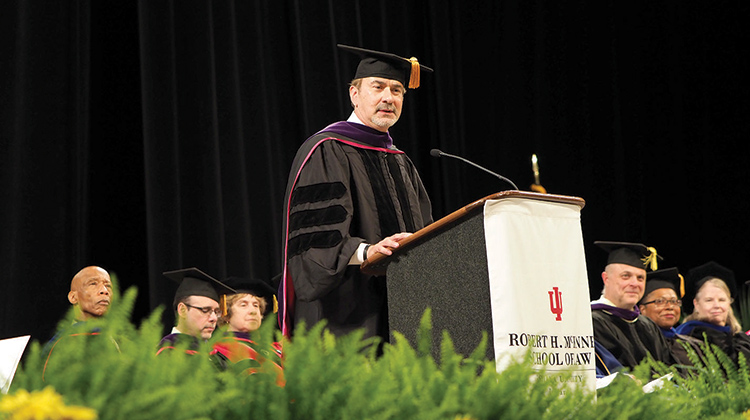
318, 121, 394, 149
590, 303, 641, 322
157, 333, 200, 350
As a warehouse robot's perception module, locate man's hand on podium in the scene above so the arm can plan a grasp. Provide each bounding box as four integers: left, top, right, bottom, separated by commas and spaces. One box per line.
365, 232, 413, 261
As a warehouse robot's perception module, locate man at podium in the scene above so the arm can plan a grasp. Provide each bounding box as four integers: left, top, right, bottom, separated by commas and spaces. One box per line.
278, 44, 434, 343
590, 242, 674, 370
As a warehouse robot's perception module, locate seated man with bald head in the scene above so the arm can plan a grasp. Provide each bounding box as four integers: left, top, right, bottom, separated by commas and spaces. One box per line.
68, 266, 113, 321
43, 266, 116, 380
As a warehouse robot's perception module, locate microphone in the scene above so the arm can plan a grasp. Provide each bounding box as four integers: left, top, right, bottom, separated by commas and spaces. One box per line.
430, 148, 519, 190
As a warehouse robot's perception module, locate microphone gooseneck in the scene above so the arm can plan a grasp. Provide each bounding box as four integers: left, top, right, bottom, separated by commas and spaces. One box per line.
430, 148, 519, 191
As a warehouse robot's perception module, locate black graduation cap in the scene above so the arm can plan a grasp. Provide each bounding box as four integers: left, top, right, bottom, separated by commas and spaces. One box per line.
683, 261, 737, 314
163, 267, 235, 307
595, 241, 663, 271
639, 267, 684, 305
337, 44, 433, 89
222, 276, 278, 315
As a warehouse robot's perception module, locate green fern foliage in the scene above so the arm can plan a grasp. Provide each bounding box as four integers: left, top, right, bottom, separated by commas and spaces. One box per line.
6, 289, 750, 419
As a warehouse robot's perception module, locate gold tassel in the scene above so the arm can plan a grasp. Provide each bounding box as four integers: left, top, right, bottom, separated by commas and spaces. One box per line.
641, 246, 659, 271
408, 57, 420, 89
221, 294, 227, 317
273, 296, 279, 314
678, 274, 685, 298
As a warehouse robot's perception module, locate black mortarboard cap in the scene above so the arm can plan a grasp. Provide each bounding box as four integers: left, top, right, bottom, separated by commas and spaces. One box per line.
223, 276, 278, 315
337, 44, 433, 89
639, 267, 684, 305
683, 261, 737, 314
164, 267, 236, 307
595, 241, 663, 271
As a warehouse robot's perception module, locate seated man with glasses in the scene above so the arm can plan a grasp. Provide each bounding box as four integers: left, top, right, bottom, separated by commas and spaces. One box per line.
638, 267, 703, 367
157, 268, 235, 355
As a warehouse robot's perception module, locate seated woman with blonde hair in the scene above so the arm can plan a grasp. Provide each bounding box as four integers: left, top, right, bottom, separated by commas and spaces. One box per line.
674, 262, 750, 366
213, 277, 284, 386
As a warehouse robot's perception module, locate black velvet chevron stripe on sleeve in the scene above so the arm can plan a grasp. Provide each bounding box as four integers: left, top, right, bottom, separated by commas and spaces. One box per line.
287, 230, 343, 257
291, 182, 347, 207
289, 205, 348, 231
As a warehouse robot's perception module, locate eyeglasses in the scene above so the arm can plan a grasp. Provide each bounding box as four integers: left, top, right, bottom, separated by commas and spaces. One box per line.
641, 298, 682, 308
185, 304, 222, 317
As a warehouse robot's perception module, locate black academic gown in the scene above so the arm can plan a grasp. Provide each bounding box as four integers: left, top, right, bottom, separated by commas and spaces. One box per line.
592, 310, 675, 370
659, 327, 705, 368
156, 332, 201, 355
157, 332, 228, 370
675, 320, 750, 367
279, 121, 432, 342
43, 322, 120, 381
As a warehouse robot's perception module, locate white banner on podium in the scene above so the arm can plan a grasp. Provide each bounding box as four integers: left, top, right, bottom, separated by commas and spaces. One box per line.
1, 335, 30, 394
483, 198, 595, 393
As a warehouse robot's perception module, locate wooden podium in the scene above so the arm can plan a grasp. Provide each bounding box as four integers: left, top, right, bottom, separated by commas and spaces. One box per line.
362, 191, 587, 364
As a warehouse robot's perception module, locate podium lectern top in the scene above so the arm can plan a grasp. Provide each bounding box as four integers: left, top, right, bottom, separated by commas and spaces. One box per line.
361, 191, 584, 275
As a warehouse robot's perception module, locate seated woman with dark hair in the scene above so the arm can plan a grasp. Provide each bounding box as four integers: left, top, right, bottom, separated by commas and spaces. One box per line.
637, 267, 704, 368
213, 277, 284, 386
674, 262, 750, 366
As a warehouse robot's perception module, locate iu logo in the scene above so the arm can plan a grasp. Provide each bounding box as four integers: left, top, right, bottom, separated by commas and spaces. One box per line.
548, 286, 563, 321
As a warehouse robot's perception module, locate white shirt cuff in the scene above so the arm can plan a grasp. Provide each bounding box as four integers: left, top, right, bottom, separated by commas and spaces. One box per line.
349, 243, 368, 265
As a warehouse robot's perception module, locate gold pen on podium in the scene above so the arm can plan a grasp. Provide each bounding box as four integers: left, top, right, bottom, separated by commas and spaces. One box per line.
530, 154, 547, 194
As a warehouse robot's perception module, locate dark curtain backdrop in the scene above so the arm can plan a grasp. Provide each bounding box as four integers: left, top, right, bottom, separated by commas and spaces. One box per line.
2, 0, 748, 341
